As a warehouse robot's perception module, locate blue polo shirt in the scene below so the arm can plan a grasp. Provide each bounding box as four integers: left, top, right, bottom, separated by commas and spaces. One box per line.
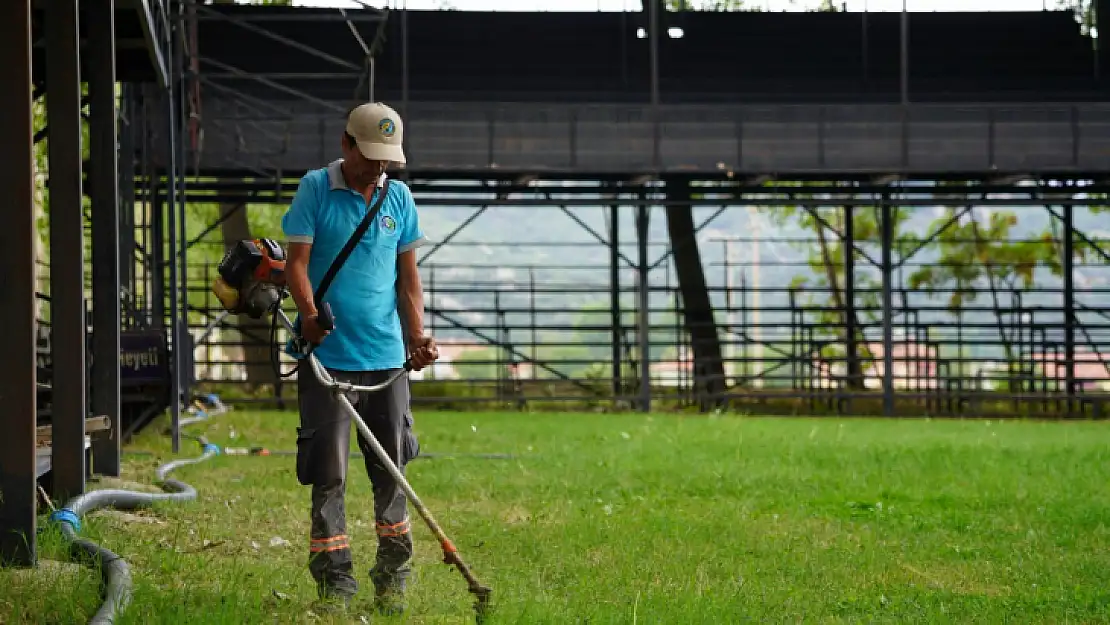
281, 160, 427, 371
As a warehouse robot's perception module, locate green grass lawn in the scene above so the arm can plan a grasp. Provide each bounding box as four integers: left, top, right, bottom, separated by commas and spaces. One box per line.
4, 410, 1110, 624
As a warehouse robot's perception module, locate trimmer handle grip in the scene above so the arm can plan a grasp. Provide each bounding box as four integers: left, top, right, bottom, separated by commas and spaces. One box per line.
316, 302, 335, 332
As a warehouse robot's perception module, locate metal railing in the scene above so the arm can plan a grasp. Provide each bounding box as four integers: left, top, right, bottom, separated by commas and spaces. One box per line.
177, 259, 1110, 417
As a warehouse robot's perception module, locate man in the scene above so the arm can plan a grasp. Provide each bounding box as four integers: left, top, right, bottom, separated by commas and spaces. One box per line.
280, 101, 438, 614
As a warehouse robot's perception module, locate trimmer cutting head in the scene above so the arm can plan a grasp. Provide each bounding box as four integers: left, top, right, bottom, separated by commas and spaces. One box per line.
471, 583, 493, 623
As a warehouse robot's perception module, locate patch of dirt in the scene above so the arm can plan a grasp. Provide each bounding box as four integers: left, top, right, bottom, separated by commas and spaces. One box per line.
501, 504, 532, 525
899, 562, 1011, 596
584, 547, 606, 566
94, 510, 167, 526
5, 559, 85, 585
87, 476, 164, 493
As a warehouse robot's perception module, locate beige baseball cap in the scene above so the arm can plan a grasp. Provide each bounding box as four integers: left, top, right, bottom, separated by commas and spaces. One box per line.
345, 102, 406, 164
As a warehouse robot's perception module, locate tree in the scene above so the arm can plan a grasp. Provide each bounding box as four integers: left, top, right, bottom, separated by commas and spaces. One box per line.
766, 185, 912, 390
906, 207, 1062, 380
1058, 0, 1096, 34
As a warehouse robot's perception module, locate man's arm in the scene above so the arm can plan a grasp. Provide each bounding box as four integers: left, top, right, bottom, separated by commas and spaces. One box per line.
395, 183, 433, 367
286, 242, 317, 319
280, 173, 328, 344
396, 249, 424, 346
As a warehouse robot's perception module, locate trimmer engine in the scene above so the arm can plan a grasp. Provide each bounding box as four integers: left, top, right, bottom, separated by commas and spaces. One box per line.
212, 238, 287, 319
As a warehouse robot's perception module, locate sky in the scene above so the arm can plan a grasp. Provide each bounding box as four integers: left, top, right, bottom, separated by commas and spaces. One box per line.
292, 0, 1057, 13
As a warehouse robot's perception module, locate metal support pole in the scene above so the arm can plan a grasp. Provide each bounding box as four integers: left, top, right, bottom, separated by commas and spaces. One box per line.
176, 15, 191, 404
1063, 203, 1076, 414
369, 56, 376, 102
861, 8, 869, 86
119, 86, 137, 307
881, 199, 895, 417
843, 204, 858, 400
636, 203, 652, 413
47, 0, 87, 500
166, 30, 182, 453
610, 204, 622, 402
648, 0, 661, 169
401, 0, 409, 118
1097, 0, 1107, 82
151, 173, 165, 330
0, 0, 38, 568
900, 0, 909, 104
89, 0, 121, 476
649, 0, 660, 106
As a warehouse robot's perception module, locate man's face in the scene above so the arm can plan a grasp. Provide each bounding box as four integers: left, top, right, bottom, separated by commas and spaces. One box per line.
341, 134, 388, 186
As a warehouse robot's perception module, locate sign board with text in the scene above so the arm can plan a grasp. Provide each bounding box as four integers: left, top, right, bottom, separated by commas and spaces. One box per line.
119, 330, 169, 385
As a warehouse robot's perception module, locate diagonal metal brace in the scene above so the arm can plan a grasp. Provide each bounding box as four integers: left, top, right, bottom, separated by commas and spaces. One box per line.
199, 56, 347, 114
891, 204, 975, 271
198, 77, 293, 119
555, 203, 637, 270
186, 203, 245, 250
648, 205, 730, 271
798, 205, 882, 269
1045, 204, 1110, 265
194, 4, 361, 71
418, 206, 489, 266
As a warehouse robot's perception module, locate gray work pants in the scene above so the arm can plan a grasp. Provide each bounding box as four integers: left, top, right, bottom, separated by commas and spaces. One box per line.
295, 365, 420, 599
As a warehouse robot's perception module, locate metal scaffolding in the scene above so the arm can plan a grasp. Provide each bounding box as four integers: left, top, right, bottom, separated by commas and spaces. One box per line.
178, 177, 1109, 417
0, 0, 180, 567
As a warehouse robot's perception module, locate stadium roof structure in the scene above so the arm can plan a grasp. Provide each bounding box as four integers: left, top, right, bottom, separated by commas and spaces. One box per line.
156, 4, 1110, 182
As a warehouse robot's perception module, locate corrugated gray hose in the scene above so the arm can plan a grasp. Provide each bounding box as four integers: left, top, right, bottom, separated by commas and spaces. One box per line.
47, 432, 221, 624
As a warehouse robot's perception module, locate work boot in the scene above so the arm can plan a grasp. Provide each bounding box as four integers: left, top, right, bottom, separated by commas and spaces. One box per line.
312, 594, 351, 616
373, 585, 406, 616
369, 551, 411, 616
313, 583, 353, 615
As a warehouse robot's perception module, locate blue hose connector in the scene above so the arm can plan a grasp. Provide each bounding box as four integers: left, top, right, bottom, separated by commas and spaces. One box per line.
49, 508, 81, 532
203, 443, 221, 456
205, 393, 220, 404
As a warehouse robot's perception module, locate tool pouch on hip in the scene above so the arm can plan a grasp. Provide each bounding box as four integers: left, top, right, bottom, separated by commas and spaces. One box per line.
295, 426, 316, 486
401, 413, 420, 465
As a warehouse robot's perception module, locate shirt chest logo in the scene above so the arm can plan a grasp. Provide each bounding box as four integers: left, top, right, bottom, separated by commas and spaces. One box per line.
379, 214, 397, 235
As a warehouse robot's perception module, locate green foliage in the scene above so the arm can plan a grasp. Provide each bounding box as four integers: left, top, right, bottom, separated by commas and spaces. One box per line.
771, 198, 911, 324
906, 208, 1061, 312
1076, 194, 1110, 262
1058, 0, 1096, 35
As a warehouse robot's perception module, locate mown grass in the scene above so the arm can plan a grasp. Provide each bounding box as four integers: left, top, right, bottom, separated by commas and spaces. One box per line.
3, 410, 1110, 624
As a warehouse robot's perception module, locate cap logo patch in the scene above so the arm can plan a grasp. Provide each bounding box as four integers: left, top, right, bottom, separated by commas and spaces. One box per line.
378, 118, 396, 138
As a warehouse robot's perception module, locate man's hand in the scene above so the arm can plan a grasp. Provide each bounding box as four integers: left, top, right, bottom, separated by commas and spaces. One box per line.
302, 314, 331, 345
407, 335, 439, 371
